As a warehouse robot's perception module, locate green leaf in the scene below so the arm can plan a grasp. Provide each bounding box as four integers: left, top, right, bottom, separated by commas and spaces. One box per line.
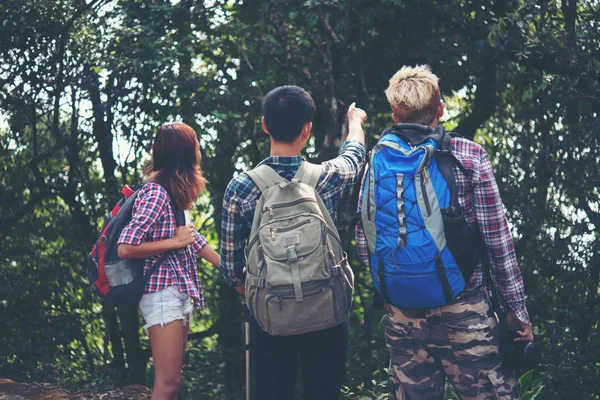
522, 385, 545, 400
519, 370, 532, 389
522, 88, 533, 101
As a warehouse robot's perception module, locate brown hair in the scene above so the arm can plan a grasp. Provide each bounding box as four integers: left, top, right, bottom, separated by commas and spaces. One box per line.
144, 122, 207, 210
385, 65, 441, 125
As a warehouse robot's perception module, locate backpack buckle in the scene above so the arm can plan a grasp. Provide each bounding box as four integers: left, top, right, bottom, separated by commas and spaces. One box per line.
286, 247, 299, 263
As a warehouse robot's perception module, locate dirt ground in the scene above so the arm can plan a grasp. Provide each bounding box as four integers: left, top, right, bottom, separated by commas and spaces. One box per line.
0, 379, 151, 400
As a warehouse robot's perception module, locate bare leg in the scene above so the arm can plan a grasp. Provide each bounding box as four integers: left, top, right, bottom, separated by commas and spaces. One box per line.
182, 315, 190, 351
148, 319, 187, 400
178, 316, 190, 399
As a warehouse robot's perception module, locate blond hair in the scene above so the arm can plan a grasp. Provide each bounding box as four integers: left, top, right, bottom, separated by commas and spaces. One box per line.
385, 65, 441, 125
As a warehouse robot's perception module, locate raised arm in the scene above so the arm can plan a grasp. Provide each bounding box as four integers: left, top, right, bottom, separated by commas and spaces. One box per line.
346, 102, 367, 144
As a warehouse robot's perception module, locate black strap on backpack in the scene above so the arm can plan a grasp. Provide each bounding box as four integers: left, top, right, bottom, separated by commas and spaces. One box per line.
433, 131, 462, 214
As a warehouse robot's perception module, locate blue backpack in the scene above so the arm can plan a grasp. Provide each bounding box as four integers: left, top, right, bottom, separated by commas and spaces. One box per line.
360, 124, 479, 309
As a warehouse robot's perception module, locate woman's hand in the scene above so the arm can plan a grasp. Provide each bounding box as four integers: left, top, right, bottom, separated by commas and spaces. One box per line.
172, 224, 196, 248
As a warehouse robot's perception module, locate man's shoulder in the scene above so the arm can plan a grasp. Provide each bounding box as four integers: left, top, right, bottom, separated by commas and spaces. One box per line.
223, 172, 257, 201
447, 135, 491, 177
449, 135, 487, 160
226, 171, 252, 187
449, 135, 485, 153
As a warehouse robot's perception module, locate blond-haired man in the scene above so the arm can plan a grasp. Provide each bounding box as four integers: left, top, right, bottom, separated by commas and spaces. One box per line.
355, 65, 533, 399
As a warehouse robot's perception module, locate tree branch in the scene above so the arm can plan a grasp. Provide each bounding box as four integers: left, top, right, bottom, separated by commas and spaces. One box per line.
454, 46, 498, 140
188, 322, 220, 341
0, 192, 50, 238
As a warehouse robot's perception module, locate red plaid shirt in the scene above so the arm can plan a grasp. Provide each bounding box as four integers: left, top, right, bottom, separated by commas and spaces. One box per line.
118, 183, 207, 309
355, 136, 530, 324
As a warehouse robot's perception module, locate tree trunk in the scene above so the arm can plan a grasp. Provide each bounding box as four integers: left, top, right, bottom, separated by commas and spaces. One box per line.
579, 241, 600, 344
88, 75, 119, 204
117, 304, 146, 384
103, 302, 125, 370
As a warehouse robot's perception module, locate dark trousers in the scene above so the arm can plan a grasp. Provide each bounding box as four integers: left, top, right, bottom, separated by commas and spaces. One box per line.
249, 316, 349, 400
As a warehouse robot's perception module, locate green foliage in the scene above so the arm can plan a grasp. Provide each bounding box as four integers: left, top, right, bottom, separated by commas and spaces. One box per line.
519, 370, 545, 400
341, 369, 390, 400
1, 0, 599, 399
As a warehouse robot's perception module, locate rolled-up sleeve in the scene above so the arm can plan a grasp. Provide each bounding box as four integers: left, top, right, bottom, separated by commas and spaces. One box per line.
319, 141, 366, 192
118, 184, 168, 245
189, 230, 208, 255
316, 141, 366, 217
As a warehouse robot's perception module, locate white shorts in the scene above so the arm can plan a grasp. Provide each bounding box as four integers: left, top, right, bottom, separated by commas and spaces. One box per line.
138, 286, 193, 331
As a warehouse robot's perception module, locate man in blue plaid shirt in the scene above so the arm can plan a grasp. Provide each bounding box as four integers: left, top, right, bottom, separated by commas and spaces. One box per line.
219, 85, 367, 399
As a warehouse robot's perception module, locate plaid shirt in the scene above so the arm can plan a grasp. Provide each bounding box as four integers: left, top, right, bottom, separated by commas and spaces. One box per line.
355, 135, 530, 324
220, 141, 366, 287
118, 183, 207, 309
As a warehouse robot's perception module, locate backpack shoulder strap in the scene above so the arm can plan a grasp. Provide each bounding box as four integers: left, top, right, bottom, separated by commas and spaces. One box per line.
432, 128, 474, 212
293, 162, 323, 188
168, 196, 186, 226
246, 165, 285, 193
430, 129, 461, 210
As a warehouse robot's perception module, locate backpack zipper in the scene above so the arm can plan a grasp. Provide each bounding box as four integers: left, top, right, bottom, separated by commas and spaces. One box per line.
269, 219, 313, 241
366, 186, 372, 221
263, 197, 318, 217
421, 168, 432, 216
266, 286, 326, 310
366, 161, 373, 221
420, 147, 433, 217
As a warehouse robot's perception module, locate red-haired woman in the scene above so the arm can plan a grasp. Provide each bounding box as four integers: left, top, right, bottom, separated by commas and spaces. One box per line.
117, 123, 219, 400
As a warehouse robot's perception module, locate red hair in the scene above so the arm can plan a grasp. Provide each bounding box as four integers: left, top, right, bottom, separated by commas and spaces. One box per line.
144, 123, 207, 210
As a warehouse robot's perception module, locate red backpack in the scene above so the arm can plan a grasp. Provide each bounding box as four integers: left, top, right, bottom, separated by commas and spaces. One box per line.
86, 184, 184, 305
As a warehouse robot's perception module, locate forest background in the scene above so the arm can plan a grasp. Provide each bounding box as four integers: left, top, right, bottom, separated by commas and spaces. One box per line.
0, 0, 599, 399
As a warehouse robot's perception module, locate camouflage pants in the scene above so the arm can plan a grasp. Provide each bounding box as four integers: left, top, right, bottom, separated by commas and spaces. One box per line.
381, 289, 519, 400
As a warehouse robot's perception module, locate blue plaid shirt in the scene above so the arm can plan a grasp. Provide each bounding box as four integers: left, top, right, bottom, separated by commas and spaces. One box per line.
219, 141, 366, 286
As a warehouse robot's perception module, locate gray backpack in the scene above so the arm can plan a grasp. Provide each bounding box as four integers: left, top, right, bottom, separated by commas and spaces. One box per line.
245, 162, 354, 336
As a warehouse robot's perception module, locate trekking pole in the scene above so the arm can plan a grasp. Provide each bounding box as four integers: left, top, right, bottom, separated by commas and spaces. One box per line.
243, 299, 250, 400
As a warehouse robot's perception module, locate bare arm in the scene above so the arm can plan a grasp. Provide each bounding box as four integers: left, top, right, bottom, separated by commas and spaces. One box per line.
198, 244, 220, 268
346, 102, 367, 144
118, 225, 195, 259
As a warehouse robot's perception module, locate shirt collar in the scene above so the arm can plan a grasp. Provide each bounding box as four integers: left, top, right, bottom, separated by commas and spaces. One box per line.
258, 155, 306, 168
